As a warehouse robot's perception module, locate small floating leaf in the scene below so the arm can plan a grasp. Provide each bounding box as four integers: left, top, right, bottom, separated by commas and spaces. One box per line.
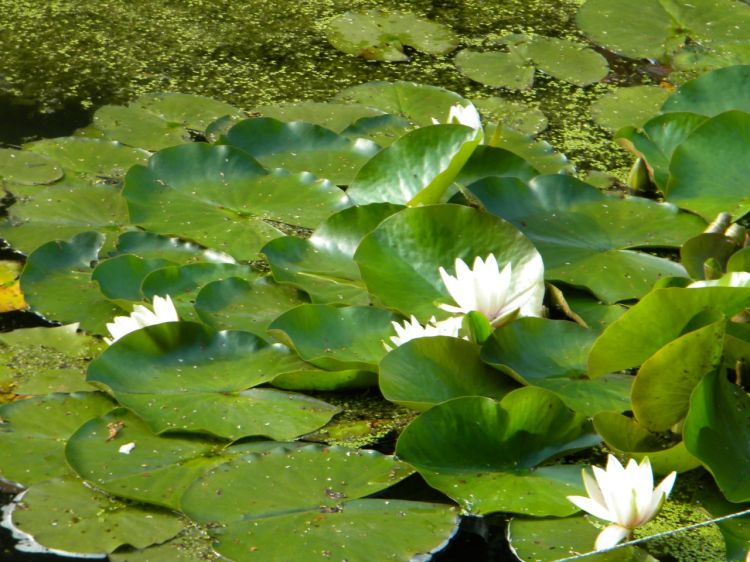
0, 148, 63, 185
326, 10, 458, 62
591, 86, 670, 132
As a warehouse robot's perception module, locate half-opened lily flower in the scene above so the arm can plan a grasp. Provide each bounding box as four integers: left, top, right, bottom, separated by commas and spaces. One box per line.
567, 455, 676, 551
384, 315, 464, 351
438, 254, 543, 327
431, 103, 482, 130
104, 295, 179, 345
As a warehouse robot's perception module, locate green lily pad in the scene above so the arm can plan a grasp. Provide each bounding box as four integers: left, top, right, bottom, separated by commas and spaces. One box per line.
87, 322, 337, 440
577, 0, 750, 61
66, 408, 299, 509
21, 231, 122, 334
481, 318, 632, 416
684, 369, 750, 502
269, 304, 400, 371
0, 148, 63, 185
0, 392, 115, 486
396, 392, 600, 516
131, 92, 242, 131
354, 204, 544, 322
114, 230, 234, 264
326, 10, 458, 62
588, 286, 750, 377
346, 124, 481, 205
452, 144, 538, 188
108, 526, 221, 562
181, 444, 458, 562
195, 276, 307, 336
616, 112, 708, 191
667, 110, 750, 220
469, 174, 704, 303
251, 102, 386, 133
8, 477, 184, 555
334, 81, 467, 127
0, 177, 130, 255
593, 412, 701, 475
525, 36, 609, 86
456, 35, 608, 90
591, 86, 670, 132
455, 48, 535, 90
508, 515, 657, 561
92, 254, 175, 301
379, 336, 519, 410
0, 325, 102, 397
662, 65, 750, 116
472, 97, 548, 135
25, 137, 150, 177
140, 262, 257, 318
222, 117, 379, 185
122, 143, 349, 259
562, 291, 628, 333
632, 319, 726, 431
93, 104, 190, 151
262, 203, 402, 305
484, 125, 576, 175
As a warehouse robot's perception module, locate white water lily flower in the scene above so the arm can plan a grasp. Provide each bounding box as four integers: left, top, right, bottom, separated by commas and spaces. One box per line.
567, 455, 676, 551
104, 295, 179, 345
431, 103, 482, 130
438, 254, 543, 326
688, 271, 750, 288
384, 315, 465, 351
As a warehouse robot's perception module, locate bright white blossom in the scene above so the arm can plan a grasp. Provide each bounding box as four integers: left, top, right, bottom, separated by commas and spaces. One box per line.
104, 295, 179, 345
431, 103, 482, 130
384, 315, 465, 351
567, 455, 676, 551
438, 254, 543, 326
688, 272, 750, 288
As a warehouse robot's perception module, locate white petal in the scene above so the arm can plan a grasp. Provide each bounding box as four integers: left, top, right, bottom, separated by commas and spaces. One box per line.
582, 469, 607, 508
594, 524, 630, 550
641, 471, 676, 524
567, 495, 615, 523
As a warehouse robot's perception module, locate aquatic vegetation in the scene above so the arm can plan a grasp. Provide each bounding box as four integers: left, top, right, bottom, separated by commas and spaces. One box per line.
1, 25, 750, 561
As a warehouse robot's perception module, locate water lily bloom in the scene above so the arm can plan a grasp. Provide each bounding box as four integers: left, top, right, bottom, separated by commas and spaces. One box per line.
384, 315, 464, 351
431, 103, 482, 130
104, 295, 179, 345
438, 254, 543, 326
567, 455, 677, 551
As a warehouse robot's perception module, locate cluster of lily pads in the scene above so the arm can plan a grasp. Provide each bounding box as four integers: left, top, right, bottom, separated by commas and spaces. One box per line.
0, 64, 749, 561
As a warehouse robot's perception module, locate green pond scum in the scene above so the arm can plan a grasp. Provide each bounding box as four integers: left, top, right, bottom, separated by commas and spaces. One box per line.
2, 1, 750, 561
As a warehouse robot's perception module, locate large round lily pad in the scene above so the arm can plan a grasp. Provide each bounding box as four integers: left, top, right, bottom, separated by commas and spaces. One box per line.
87, 322, 338, 440
8, 477, 184, 555
222, 117, 380, 185
262, 203, 402, 305
577, 0, 750, 61
0, 178, 130, 255
346, 124, 482, 205
469, 174, 704, 302
181, 444, 458, 562
269, 304, 400, 371
131, 92, 242, 131
122, 143, 350, 259
93, 104, 190, 150
379, 336, 519, 410
396, 392, 599, 516
0, 148, 62, 185
455, 48, 534, 90
334, 81, 467, 127
0, 392, 115, 486
667, 110, 750, 220
21, 231, 122, 334
326, 10, 458, 62
591, 86, 670, 132
481, 318, 632, 416
251, 102, 386, 133
662, 65, 750, 116
26, 136, 150, 177
354, 204, 544, 322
